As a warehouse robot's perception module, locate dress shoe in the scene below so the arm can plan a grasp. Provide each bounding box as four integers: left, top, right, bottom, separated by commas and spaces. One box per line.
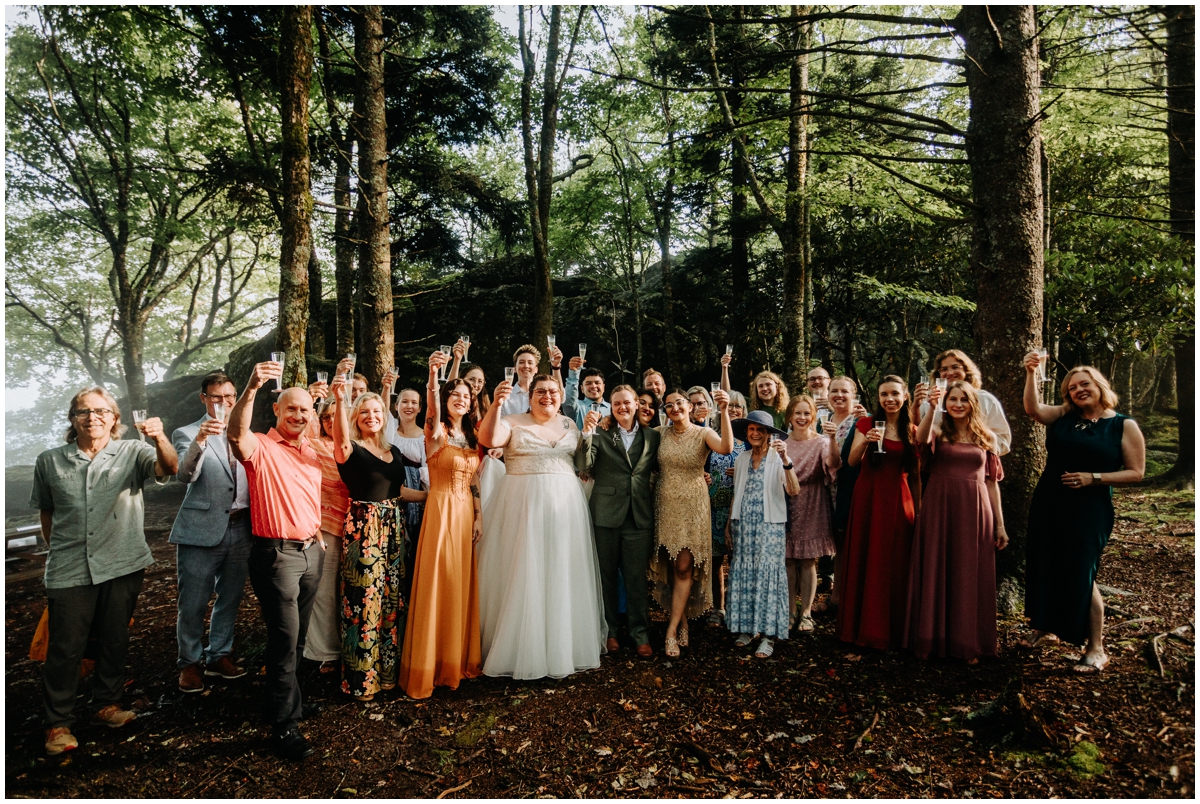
636, 643, 653, 659
274, 728, 314, 760
204, 656, 247, 679
179, 664, 205, 694
91, 705, 137, 728
605, 637, 621, 653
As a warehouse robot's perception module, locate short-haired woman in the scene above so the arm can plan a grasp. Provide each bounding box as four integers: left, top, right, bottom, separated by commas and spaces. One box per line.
1018, 358, 1145, 674
726, 411, 801, 658
905, 381, 1008, 664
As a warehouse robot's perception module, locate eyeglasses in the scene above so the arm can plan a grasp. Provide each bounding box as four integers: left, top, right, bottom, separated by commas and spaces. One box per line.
204, 393, 237, 402
73, 408, 113, 420
531, 389, 558, 397
939, 364, 966, 374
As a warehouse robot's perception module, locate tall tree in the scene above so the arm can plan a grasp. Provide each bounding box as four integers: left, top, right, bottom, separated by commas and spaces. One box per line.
520, 5, 587, 366
1164, 5, 1194, 484
276, 6, 313, 388
353, 6, 392, 389
780, 5, 813, 392
955, 6, 1046, 609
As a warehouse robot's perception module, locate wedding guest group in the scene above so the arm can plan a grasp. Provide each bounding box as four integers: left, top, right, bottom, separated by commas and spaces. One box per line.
31, 335, 1143, 761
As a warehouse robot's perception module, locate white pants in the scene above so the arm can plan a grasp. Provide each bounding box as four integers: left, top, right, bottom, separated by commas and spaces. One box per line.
302, 531, 342, 662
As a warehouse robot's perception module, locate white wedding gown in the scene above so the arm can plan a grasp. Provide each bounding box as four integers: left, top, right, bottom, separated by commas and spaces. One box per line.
477, 422, 606, 679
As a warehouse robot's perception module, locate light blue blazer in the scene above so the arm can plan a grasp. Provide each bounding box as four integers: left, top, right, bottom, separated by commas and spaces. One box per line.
168, 417, 246, 547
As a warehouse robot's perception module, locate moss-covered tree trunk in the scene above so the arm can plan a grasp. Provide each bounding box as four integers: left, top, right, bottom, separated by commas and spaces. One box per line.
276, 5, 313, 388
353, 6, 392, 390
955, 6, 1045, 612
1165, 5, 1194, 484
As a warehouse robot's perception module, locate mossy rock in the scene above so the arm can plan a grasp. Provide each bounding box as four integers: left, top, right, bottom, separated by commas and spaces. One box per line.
454, 710, 497, 747
1065, 741, 1105, 778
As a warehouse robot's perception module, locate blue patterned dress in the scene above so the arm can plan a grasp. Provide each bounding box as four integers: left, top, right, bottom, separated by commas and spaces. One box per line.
726, 459, 790, 639
707, 438, 748, 559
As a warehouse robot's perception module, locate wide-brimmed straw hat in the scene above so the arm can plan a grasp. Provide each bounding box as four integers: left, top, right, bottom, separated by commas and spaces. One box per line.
731, 409, 788, 441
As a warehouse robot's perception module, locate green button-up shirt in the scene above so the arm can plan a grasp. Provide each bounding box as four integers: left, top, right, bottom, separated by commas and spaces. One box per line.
30, 438, 167, 589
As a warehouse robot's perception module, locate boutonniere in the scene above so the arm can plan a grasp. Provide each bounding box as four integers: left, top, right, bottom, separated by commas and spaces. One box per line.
611, 427, 622, 448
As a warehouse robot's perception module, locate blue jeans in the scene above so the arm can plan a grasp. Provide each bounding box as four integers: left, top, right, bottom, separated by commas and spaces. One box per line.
176, 517, 252, 668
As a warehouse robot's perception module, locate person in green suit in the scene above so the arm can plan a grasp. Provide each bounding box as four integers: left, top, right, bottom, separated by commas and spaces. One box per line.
582, 385, 660, 658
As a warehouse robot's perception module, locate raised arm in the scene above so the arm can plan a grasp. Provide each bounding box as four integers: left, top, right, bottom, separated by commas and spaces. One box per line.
477, 379, 514, 449
549, 345, 565, 391
425, 351, 447, 447
915, 385, 942, 446
1022, 350, 1063, 425
561, 357, 583, 421
846, 425, 871, 468
720, 352, 731, 392
703, 388, 735, 455
228, 361, 279, 461
824, 432, 842, 472
448, 339, 465, 381
775, 440, 801, 496
330, 375, 354, 464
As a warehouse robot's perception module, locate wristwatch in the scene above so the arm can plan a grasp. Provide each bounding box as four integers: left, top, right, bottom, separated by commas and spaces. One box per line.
783, 462, 794, 470
1092, 472, 1103, 484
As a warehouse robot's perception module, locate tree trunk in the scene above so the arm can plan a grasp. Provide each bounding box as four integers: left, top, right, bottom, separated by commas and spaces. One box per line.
657, 91, 682, 388
317, 9, 355, 359
780, 5, 811, 393
306, 243, 325, 360
955, 6, 1045, 613
1165, 5, 1194, 483
352, 6, 392, 390
729, 11, 751, 389
276, 5, 313, 388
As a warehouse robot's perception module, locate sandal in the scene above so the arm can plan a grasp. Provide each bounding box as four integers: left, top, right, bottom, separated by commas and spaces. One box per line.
665, 636, 680, 658
1072, 653, 1109, 675
797, 615, 815, 634
734, 633, 755, 648
1016, 632, 1060, 650
679, 624, 690, 648
754, 638, 774, 659
707, 610, 724, 627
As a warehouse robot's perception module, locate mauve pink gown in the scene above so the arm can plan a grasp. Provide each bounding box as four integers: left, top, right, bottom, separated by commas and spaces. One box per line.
904, 440, 1004, 661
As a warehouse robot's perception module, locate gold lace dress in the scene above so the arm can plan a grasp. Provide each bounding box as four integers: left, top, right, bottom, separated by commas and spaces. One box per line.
650, 423, 714, 618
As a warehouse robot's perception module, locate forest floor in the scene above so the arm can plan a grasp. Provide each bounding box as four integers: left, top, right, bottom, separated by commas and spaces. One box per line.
3, 477, 1193, 799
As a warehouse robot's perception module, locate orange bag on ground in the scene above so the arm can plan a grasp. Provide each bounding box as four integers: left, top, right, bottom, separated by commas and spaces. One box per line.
29, 605, 104, 678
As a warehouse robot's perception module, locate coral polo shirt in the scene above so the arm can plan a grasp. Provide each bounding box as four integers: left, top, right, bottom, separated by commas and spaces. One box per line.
240, 428, 322, 541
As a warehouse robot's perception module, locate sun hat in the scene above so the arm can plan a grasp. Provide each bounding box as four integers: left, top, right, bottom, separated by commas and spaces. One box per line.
731, 409, 788, 441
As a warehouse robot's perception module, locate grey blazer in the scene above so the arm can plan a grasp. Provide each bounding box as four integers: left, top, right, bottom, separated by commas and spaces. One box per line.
168, 417, 245, 547
584, 424, 660, 531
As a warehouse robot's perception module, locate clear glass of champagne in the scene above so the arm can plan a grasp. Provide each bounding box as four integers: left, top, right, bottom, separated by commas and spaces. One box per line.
874, 419, 887, 453
212, 402, 226, 423
547, 334, 556, 350
579, 342, 587, 361
710, 381, 721, 397
1036, 347, 1049, 383
391, 365, 400, 394
270, 352, 285, 391
504, 367, 515, 384
461, 335, 471, 361
343, 353, 357, 405
132, 409, 148, 442
440, 345, 451, 381
725, 344, 733, 357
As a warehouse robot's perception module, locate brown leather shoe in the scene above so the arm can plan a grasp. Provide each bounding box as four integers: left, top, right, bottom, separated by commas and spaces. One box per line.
179, 663, 204, 694
605, 637, 621, 653
636, 643, 653, 659
204, 656, 247, 679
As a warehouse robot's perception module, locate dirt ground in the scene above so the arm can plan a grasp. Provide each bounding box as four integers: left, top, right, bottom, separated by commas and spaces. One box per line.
4, 481, 1194, 799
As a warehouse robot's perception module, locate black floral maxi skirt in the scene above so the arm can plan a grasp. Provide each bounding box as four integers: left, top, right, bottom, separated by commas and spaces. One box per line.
340, 498, 406, 697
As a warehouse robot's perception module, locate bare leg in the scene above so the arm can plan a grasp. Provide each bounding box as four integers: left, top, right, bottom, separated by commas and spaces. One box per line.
785, 559, 799, 623
831, 543, 845, 607
1079, 583, 1107, 667
799, 558, 819, 618
667, 549, 694, 642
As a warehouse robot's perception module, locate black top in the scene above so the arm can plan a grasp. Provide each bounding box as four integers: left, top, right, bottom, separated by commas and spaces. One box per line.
337, 442, 409, 502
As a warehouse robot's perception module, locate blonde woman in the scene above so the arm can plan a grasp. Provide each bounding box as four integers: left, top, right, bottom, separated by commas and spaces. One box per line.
905, 381, 1007, 664
1018, 359, 1145, 674
749, 370, 790, 430
330, 383, 426, 701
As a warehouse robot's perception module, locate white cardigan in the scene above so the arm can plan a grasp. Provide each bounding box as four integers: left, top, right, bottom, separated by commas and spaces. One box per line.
729, 448, 790, 525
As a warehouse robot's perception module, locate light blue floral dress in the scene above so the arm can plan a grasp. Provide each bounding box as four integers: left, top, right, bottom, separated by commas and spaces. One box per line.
726, 458, 790, 639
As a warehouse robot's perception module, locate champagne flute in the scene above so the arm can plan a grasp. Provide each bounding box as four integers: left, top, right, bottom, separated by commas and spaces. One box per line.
578, 342, 587, 361
132, 409, 148, 442
391, 365, 400, 394
710, 381, 721, 397
504, 367, 515, 384
343, 353, 357, 405
212, 401, 227, 423
461, 334, 471, 361
314, 371, 329, 413
270, 351, 285, 391
439, 345, 451, 381
1036, 347, 1049, 383
874, 419, 887, 453
725, 344, 733, 357
315, 371, 329, 384
546, 333, 556, 350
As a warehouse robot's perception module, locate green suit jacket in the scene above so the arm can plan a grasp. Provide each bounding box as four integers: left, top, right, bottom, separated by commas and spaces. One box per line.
584, 424, 660, 530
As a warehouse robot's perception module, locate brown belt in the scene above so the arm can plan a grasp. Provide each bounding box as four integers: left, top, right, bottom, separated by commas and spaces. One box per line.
229, 509, 248, 525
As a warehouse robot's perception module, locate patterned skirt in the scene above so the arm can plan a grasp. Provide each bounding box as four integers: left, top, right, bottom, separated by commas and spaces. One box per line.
340, 498, 407, 697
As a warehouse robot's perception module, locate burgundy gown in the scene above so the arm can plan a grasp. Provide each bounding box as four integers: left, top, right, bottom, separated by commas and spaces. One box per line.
836, 417, 915, 650
905, 441, 1003, 661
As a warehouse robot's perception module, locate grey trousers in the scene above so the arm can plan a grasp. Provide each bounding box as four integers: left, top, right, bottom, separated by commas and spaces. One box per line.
43, 569, 145, 729
593, 508, 653, 646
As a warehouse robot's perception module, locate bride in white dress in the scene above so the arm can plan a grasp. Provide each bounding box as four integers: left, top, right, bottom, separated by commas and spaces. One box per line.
476, 373, 606, 679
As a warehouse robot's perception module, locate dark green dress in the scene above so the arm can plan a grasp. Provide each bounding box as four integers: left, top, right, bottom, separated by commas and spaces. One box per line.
1025, 412, 1128, 645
